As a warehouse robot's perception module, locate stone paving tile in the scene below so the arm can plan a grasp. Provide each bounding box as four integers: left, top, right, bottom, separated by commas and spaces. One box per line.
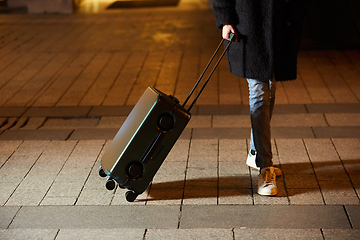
33, 53, 96, 107
20, 117, 46, 130
345, 205, 360, 229
287, 189, 325, 205
212, 115, 251, 128
180, 205, 351, 229
304, 138, 342, 163
0, 107, 28, 117
69, 128, 117, 140
186, 158, 218, 179
218, 188, 253, 205
272, 113, 327, 127
88, 106, 134, 117
0, 140, 22, 167
276, 139, 314, 175
56, 229, 145, 240
145, 229, 233, 240
308, 50, 359, 103
219, 161, 250, 181
189, 139, 219, 157
0, 118, 18, 131
0, 129, 72, 140
273, 104, 308, 114
234, 228, 323, 240
6, 53, 73, 107
178, 128, 192, 140
40, 196, 78, 206
271, 127, 315, 139
0, 118, 5, 127
325, 113, 360, 126
151, 161, 187, 189
8, 206, 180, 229
1, 141, 50, 205
192, 127, 251, 139
186, 115, 212, 128
23, 107, 92, 117
40, 140, 104, 206
40, 118, 99, 129
96, 116, 126, 128
306, 103, 360, 113
0, 229, 58, 240
319, 180, 360, 205
196, 105, 249, 115
0, 206, 19, 229
328, 50, 360, 100
6, 117, 27, 130
182, 186, 218, 205
219, 139, 247, 162
56, 53, 113, 107
5, 188, 49, 206
76, 188, 117, 206
332, 138, 360, 183
111, 187, 148, 206
281, 78, 313, 104
297, 52, 336, 104
165, 139, 190, 162
322, 229, 360, 240
0, 52, 48, 106
284, 174, 319, 189
79, 52, 132, 106
146, 188, 183, 205
332, 138, 360, 162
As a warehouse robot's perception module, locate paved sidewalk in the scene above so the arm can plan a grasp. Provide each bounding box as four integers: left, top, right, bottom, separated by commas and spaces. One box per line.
1, 0, 360, 239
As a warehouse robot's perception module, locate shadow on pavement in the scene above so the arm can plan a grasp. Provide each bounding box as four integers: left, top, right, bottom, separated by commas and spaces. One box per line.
144, 159, 360, 201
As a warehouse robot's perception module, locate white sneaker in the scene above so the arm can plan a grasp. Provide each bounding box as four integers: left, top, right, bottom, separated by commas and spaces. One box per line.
246, 149, 282, 176
258, 166, 277, 196
246, 149, 258, 169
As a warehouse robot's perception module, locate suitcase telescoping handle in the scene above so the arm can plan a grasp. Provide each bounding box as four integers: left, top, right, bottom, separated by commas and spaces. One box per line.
182, 33, 236, 112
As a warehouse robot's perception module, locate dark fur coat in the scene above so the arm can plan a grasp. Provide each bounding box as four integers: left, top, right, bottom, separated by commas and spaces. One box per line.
213, 0, 313, 81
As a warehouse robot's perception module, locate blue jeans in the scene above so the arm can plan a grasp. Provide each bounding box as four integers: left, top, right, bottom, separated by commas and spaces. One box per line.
247, 78, 276, 169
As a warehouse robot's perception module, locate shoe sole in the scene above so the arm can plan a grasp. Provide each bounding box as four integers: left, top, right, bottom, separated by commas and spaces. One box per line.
257, 189, 278, 196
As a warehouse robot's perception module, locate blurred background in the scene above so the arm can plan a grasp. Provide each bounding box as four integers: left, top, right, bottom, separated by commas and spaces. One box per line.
1, 0, 359, 49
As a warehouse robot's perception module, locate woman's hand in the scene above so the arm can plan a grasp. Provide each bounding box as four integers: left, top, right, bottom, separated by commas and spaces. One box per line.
222, 24, 238, 41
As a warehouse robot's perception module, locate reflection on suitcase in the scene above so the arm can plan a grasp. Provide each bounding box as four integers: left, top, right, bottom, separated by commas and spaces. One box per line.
98, 34, 235, 202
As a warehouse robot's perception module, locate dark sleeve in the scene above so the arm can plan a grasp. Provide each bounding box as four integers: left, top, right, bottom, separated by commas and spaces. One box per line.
213, 0, 238, 29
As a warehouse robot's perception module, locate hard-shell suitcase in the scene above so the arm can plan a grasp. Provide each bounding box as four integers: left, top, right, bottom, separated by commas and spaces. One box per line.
99, 34, 235, 202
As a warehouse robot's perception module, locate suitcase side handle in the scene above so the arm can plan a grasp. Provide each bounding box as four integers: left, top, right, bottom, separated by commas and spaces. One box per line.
182, 33, 235, 112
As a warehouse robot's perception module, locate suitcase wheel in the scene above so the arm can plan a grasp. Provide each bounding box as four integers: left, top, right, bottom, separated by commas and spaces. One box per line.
98, 166, 107, 178
105, 178, 116, 191
125, 191, 138, 202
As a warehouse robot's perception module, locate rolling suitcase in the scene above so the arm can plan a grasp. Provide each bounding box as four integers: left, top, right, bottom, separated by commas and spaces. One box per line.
99, 33, 235, 202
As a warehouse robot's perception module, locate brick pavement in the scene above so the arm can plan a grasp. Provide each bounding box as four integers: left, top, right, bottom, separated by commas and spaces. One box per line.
0, 1, 360, 239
